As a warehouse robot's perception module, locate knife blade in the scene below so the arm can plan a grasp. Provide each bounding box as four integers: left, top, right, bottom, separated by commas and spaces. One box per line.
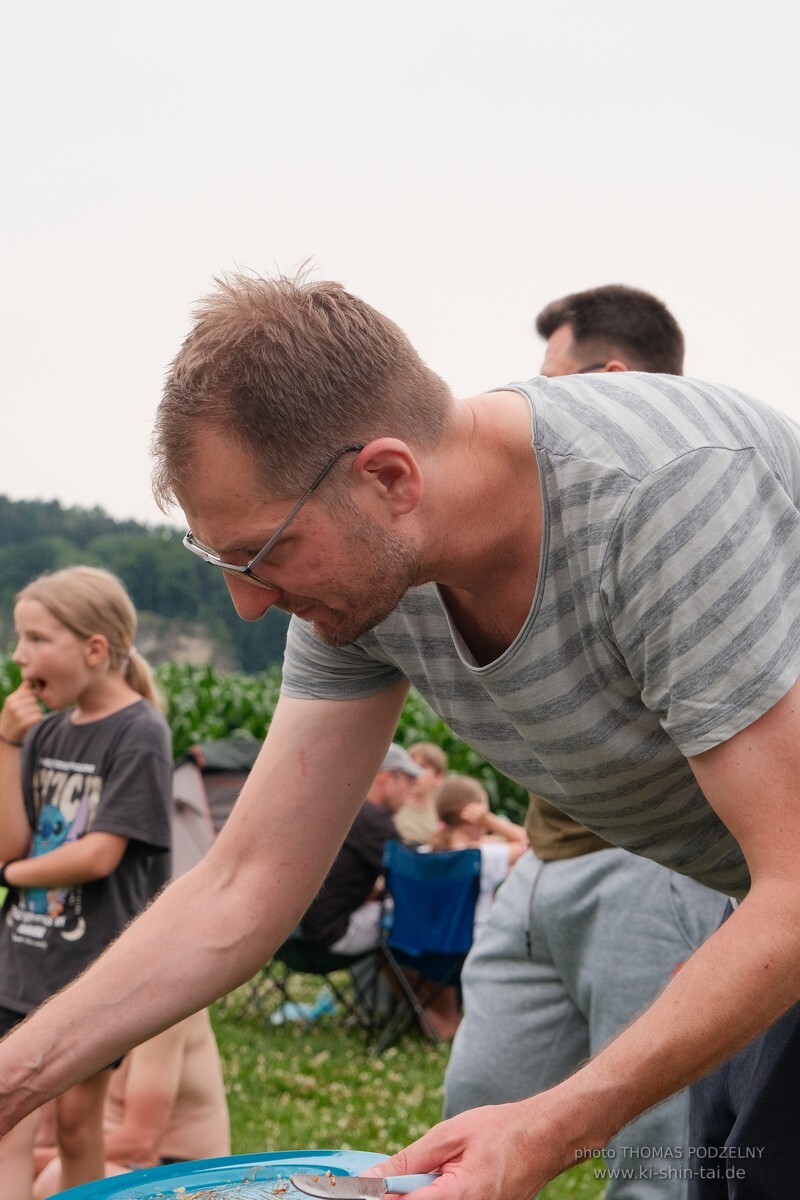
290, 1172, 439, 1198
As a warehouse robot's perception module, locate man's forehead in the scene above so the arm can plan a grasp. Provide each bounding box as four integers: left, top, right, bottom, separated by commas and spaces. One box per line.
175, 428, 286, 543
178, 429, 277, 508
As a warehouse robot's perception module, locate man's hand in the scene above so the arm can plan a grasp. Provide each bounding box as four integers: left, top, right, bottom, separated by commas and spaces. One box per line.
362, 1095, 584, 1200
368, 677, 800, 1200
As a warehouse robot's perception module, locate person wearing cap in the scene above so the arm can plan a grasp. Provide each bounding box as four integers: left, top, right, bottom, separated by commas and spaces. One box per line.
298, 743, 422, 953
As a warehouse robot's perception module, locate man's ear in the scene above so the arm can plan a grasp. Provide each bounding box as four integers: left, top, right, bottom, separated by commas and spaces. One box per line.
602, 359, 631, 373
352, 439, 424, 516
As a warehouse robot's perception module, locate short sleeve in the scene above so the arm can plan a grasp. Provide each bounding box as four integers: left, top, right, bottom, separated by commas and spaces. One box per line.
90, 712, 173, 853
600, 445, 800, 756
281, 616, 407, 701
479, 841, 511, 892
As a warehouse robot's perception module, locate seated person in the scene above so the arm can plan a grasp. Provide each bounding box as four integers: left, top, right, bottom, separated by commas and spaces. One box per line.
426, 775, 528, 937
395, 776, 528, 1042
393, 742, 448, 845
299, 743, 422, 954
32, 1009, 229, 1198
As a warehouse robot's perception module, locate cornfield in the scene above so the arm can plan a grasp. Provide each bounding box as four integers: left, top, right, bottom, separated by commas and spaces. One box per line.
0, 654, 528, 821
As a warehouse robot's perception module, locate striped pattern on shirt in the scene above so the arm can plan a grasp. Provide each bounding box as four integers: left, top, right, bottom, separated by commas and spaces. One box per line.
282, 373, 800, 898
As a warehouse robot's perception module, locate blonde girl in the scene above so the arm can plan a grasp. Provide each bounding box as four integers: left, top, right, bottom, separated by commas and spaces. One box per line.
0, 567, 173, 1199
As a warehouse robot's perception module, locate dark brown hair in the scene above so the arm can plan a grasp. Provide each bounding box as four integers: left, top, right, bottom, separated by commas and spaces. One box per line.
535, 284, 684, 374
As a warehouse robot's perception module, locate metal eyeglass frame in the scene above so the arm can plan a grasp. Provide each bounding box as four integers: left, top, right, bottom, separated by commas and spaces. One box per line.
182, 442, 366, 591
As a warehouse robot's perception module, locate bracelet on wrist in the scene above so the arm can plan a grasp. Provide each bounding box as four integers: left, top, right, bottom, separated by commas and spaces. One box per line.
0, 732, 23, 748
0, 859, 23, 889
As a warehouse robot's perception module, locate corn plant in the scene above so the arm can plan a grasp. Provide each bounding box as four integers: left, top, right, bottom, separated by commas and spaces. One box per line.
0, 652, 528, 820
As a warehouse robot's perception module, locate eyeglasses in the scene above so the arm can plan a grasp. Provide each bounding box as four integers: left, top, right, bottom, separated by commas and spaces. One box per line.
182, 442, 365, 592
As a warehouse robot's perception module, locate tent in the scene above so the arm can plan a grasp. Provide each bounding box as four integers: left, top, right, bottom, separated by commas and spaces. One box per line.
171, 733, 263, 877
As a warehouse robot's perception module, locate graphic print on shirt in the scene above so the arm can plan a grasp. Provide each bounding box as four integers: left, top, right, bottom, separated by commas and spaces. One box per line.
6, 755, 102, 946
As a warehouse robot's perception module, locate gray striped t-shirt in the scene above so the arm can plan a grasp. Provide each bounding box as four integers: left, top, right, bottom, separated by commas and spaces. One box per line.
282, 373, 800, 899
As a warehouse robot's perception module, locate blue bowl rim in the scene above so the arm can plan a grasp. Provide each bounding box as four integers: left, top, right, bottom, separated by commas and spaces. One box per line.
55, 1148, 389, 1198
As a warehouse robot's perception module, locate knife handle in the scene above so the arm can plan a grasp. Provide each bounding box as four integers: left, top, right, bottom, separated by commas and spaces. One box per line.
384, 1175, 439, 1192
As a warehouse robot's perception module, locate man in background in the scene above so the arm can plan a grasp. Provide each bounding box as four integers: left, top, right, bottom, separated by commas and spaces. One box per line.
535, 283, 684, 376
394, 742, 448, 844
301, 743, 421, 953
443, 284, 726, 1198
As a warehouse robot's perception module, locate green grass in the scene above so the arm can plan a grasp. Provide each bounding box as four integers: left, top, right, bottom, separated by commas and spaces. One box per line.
211, 985, 605, 1200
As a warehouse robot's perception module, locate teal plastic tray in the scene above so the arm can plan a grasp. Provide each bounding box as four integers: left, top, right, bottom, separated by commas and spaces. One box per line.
55, 1149, 388, 1199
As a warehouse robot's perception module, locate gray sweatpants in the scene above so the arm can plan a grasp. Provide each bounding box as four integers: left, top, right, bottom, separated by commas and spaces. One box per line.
444, 848, 728, 1200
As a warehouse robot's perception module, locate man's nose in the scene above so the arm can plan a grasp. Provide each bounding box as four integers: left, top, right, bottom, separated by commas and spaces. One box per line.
224, 576, 282, 622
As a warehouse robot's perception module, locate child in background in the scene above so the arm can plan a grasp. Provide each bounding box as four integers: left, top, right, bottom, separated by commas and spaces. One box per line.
428, 774, 528, 937
32, 1008, 230, 1197
0, 566, 173, 1199
393, 742, 447, 844
404, 775, 528, 1041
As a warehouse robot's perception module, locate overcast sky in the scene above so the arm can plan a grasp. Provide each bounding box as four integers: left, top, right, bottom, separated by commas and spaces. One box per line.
5, 0, 798, 526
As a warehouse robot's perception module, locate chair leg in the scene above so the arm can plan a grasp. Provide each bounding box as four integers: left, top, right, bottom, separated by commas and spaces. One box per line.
224, 951, 387, 1040
348, 956, 382, 1038
374, 949, 446, 1055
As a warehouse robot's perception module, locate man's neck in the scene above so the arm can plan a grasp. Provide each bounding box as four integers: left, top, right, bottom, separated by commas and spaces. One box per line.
421, 389, 542, 664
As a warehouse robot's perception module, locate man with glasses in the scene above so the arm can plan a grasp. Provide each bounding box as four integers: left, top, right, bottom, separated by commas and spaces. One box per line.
443, 285, 726, 1199
2, 271, 800, 1200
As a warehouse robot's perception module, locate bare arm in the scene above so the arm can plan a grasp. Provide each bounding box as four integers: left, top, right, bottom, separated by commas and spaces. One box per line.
2, 833, 128, 887
0, 681, 409, 1134
481, 811, 528, 864
367, 677, 800, 1199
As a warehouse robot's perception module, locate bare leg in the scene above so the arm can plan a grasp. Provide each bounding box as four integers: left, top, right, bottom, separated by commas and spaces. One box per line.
0, 1108, 42, 1200
54, 1068, 113, 1191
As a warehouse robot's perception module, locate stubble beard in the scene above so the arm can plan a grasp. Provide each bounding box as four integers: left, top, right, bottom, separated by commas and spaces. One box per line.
302, 516, 422, 649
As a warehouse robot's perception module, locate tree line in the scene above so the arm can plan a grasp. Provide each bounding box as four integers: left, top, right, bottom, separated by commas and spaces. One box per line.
0, 497, 529, 818
0, 495, 289, 672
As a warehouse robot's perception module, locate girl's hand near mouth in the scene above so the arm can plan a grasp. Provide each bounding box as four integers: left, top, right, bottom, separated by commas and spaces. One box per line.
0, 681, 45, 746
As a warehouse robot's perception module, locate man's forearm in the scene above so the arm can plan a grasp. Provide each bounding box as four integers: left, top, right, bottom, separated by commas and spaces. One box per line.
380, 883, 800, 1200
104, 1115, 169, 1168
0, 849, 308, 1132
0, 688, 409, 1137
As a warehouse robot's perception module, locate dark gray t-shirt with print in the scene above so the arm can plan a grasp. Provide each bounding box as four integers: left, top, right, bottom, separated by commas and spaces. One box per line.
0, 699, 172, 1014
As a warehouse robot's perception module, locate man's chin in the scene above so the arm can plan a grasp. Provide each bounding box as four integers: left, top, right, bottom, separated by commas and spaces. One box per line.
307, 613, 378, 649
305, 601, 402, 649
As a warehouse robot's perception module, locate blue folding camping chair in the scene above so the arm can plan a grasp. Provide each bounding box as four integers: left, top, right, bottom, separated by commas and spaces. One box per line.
375, 840, 481, 1055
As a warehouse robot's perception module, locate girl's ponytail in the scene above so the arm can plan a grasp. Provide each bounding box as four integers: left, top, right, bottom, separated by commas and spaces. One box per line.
125, 647, 165, 712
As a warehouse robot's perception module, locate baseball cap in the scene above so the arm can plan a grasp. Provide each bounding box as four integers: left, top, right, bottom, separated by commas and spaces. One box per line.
381, 742, 424, 777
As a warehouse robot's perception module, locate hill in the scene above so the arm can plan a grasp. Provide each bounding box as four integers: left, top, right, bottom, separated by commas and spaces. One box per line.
0, 495, 289, 672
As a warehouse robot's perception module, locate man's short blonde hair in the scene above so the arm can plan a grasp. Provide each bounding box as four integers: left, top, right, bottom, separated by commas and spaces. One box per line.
152, 271, 454, 509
